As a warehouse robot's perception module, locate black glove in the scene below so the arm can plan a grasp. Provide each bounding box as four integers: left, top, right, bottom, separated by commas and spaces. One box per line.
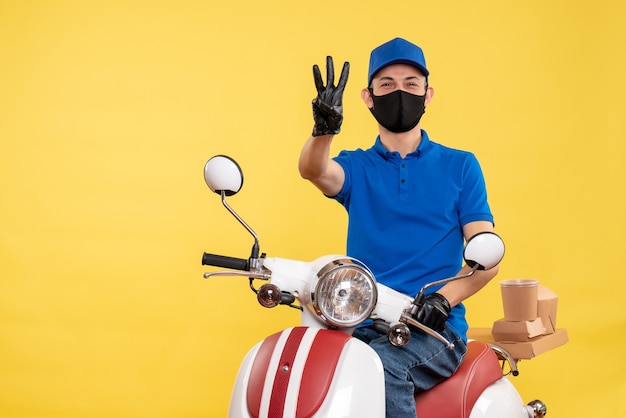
414, 293, 451, 332
311, 56, 350, 137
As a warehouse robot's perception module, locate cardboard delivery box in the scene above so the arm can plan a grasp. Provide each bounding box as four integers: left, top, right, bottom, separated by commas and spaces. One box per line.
468, 327, 569, 360
537, 285, 558, 334
491, 317, 546, 341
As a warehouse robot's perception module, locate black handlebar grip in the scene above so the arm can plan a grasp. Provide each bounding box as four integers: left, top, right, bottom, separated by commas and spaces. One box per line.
202, 253, 249, 271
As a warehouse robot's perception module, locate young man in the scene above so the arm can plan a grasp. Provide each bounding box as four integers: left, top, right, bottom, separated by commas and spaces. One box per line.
299, 37, 499, 417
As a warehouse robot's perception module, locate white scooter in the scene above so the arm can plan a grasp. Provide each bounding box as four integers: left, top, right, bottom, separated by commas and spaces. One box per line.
201, 155, 547, 418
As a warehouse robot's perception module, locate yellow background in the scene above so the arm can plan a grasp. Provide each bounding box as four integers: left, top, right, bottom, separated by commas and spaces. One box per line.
1, 1, 624, 416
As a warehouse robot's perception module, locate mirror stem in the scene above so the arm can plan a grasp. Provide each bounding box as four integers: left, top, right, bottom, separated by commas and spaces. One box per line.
412, 264, 480, 308
221, 191, 261, 269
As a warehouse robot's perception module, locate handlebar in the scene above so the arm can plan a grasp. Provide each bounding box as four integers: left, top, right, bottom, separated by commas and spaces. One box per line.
202, 252, 249, 271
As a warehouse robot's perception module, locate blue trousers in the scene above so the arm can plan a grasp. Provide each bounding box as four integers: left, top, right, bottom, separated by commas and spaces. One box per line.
352, 325, 467, 418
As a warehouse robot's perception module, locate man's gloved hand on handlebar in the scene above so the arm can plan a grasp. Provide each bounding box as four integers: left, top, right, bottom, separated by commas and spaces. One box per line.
414, 292, 451, 332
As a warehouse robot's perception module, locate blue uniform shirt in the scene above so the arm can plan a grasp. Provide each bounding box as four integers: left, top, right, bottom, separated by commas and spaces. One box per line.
332, 130, 494, 339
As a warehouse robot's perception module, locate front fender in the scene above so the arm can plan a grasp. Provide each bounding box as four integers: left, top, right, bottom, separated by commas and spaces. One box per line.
228, 327, 385, 418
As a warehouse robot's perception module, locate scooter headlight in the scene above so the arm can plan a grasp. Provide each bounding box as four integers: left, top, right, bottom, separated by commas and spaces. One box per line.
313, 258, 377, 328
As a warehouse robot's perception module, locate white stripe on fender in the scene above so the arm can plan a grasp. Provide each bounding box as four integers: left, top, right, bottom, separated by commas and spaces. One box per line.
281, 328, 320, 418
258, 328, 292, 416
256, 327, 321, 418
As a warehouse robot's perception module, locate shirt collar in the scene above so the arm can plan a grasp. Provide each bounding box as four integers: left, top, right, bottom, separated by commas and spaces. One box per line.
373, 129, 432, 159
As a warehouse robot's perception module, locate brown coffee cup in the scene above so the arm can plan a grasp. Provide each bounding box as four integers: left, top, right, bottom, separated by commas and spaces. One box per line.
500, 279, 539, 321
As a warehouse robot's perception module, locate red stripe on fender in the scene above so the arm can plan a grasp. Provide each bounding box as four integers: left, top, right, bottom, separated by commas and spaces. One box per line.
247, 331, 282, 418
297, 330, 352, 417
268, 327, 308, 416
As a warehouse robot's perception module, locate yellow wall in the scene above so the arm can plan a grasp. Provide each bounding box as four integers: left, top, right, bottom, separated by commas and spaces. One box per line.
1, 1, 624, 416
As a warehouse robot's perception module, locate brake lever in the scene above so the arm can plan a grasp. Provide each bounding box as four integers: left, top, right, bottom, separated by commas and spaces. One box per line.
203, 271, 271, 280
400, 314, 455, 350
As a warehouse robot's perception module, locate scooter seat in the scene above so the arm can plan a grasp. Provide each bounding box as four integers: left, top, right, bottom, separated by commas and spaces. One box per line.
414, 340, 503, 418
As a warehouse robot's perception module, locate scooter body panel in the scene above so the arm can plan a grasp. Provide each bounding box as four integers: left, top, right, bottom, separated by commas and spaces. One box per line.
228, 327, 385, 418
470, 377, 531, 418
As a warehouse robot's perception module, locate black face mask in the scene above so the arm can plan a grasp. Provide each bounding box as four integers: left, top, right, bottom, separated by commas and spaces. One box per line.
368, 89, 426, 133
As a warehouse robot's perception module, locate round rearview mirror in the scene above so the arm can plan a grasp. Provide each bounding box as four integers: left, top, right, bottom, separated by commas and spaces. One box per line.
463, 232, 505, 270
204, 155, 244, 196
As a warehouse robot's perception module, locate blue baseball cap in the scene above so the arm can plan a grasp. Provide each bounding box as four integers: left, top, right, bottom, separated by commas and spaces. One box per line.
368, 37, 429, 85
